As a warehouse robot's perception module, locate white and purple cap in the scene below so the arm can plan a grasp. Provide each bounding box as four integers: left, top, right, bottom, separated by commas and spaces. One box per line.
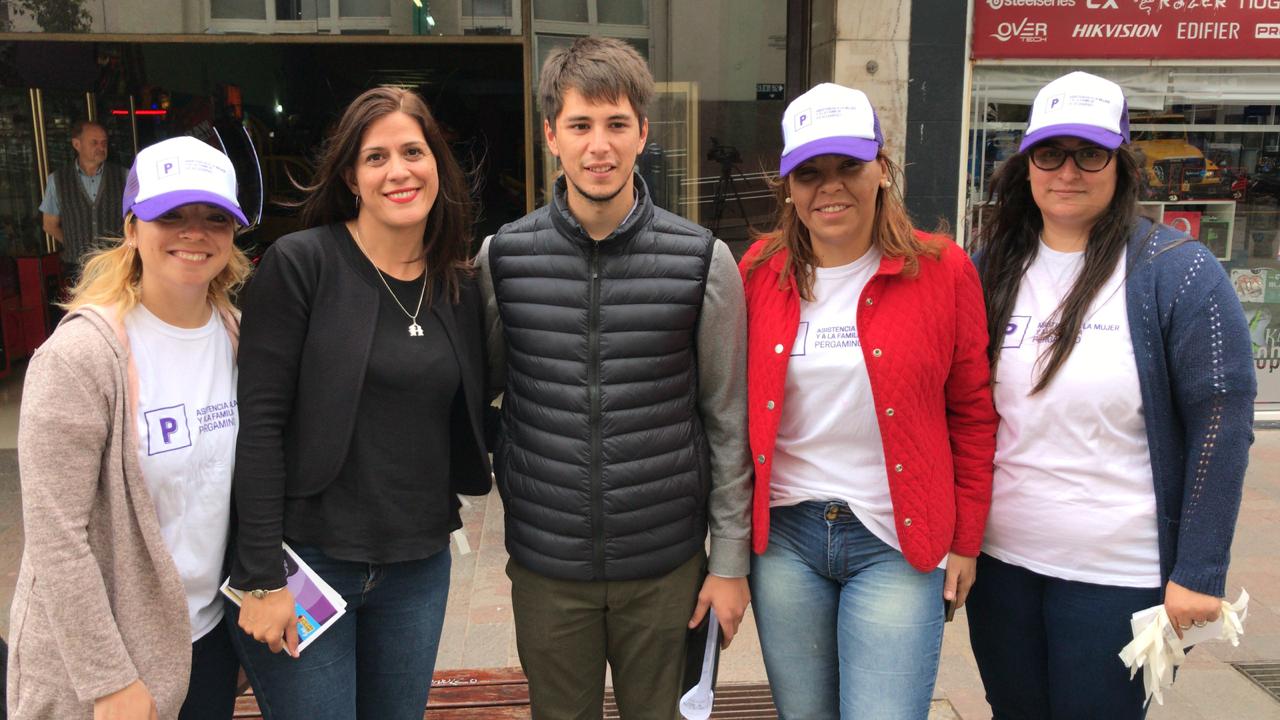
122, 136, 248, 225
1019, 71, 1130, 152
779, 83, 883, 176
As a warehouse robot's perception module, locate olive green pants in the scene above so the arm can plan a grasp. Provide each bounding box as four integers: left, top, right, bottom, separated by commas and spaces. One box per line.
507, 551, 705, 720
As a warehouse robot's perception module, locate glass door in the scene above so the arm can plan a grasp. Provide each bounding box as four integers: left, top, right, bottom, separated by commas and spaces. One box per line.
0, 89, 44, 258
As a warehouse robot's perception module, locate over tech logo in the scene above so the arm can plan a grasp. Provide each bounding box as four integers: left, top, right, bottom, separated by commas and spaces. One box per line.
991, 17, 1049, 43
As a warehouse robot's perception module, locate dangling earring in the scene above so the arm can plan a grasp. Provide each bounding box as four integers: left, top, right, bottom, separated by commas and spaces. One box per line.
784, 196, 792, 204
354, 193, 362, 209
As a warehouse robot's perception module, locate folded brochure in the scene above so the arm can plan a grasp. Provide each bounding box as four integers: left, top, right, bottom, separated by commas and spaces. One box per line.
221, 542, 347, 653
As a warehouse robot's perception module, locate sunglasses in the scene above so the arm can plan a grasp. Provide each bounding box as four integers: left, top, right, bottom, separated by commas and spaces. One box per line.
1028, 144, 1115, 173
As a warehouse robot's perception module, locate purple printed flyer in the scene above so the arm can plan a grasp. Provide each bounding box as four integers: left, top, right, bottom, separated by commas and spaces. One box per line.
221, 542, 348, 653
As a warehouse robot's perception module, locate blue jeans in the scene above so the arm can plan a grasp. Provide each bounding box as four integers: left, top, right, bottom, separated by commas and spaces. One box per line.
749, 502, 945, 720
966, 553, 1162, 720
226, 544, 451, 720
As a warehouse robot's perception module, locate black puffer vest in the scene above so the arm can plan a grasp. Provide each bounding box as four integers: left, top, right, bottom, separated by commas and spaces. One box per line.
490, 177, 715, 581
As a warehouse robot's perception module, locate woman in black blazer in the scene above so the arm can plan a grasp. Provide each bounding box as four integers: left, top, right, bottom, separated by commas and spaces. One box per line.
226, 87, 490, 720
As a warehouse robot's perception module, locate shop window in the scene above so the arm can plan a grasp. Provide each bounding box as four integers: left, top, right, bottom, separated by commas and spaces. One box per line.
465, 0, 513, 18
276, 0, 331, 20
534, 0, 646, 26
535, 0, 589, 23
597, 1, 647, 27
338, 0, 390, 17
966, 65, 1280, 408
211, 0, 268, 20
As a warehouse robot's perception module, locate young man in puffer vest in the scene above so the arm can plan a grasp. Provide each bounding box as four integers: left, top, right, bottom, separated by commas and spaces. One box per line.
477, 35, 752, 720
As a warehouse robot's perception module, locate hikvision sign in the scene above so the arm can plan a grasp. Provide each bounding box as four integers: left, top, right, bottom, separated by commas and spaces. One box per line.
973, 0, 1279, 58
1071, 23, 1163, 37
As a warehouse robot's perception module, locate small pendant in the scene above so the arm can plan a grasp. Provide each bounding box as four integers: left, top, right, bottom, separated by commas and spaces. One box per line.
408, 322, 424, 337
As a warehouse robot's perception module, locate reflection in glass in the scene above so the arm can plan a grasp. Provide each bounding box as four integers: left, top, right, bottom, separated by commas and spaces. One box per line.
465, 0, 513, 16
598, 0, 646, 26
211, 0, 267, 20
339, 0, 390, 16
535, 0, 588, 23
277, 0, 331, 20
40, 93, 85, 182
0, 90, 42, 257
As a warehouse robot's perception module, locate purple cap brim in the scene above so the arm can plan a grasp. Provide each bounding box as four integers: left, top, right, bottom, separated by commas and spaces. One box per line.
1020, 123, 1125, 152
131, 190, 249, 226
780, 137, 880, 176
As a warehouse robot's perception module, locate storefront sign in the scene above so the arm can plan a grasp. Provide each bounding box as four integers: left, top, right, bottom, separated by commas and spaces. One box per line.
757, 83, 784, 100
973, 0, 1280, 59
1247, 304, 1280, 406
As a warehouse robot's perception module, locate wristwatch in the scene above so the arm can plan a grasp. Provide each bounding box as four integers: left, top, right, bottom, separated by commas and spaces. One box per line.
248, 587, 284, 600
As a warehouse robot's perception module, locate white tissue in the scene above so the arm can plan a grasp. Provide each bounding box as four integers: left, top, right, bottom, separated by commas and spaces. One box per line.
1118, 589, 1249, 707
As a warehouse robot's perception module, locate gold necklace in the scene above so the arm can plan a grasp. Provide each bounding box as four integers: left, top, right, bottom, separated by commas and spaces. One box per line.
350, 226, 427, 337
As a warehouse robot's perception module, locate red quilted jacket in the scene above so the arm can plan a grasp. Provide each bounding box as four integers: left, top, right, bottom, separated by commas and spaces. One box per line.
740, 234, 997, 572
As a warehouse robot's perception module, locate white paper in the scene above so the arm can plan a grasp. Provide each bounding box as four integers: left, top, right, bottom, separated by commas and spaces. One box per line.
221, 542, 348, 653
679, 608, 721, 720
1119, 589, 1249, 707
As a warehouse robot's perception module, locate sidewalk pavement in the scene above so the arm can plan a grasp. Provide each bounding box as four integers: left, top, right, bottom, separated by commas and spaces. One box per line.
0, 433, 1276, 717
438, 430, 1280, 719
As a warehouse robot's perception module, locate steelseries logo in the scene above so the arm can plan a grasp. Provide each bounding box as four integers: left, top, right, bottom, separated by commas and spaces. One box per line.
987, 0, 1074, 8
991, 17, 1049, 42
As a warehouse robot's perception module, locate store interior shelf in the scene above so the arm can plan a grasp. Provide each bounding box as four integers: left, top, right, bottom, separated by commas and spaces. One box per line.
1139, 200, 1235, 260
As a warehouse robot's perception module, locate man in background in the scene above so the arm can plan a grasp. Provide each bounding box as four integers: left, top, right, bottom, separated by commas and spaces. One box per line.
38, 120, 127, 281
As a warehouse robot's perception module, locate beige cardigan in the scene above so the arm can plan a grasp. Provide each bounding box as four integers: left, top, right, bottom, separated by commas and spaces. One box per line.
7, 304, 238, 720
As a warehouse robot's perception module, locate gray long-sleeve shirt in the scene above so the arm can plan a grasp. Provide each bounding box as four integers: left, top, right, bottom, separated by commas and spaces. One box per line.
477, 236, 753, 577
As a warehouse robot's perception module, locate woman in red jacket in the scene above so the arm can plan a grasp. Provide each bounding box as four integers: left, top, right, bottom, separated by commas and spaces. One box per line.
741, 83, 998, 719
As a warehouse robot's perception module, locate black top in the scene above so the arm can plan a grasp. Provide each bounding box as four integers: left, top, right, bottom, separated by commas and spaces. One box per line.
284, 276, 462, 564
230, 224, 491, 590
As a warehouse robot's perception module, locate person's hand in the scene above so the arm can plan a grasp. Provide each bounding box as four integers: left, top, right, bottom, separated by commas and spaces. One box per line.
93, 679, 158, 720
944, 553, 978, 610
1164, 580, 1222, 640
238, 588, 299, 657
688, 575, 750, 649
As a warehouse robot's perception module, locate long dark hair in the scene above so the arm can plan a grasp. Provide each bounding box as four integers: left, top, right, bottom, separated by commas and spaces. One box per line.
747, 153, 941, 301
976, 145, 1141, 393
300, 86, 473, 302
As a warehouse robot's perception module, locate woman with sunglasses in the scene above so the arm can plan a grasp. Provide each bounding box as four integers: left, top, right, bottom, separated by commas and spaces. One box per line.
966, 71, 1255, 719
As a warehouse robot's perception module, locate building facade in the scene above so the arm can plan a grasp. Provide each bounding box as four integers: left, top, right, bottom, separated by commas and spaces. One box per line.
1, 0, 1275, 412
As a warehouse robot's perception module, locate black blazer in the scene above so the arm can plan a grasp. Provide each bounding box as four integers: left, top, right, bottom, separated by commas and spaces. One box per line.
230, 223, 491, 588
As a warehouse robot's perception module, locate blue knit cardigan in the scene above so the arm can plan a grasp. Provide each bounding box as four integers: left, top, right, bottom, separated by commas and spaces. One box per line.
980, 216, 1256, 598
1124, 217, 1255, 597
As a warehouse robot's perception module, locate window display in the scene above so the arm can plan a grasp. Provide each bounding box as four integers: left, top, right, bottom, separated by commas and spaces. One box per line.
966, 66, 1280, 407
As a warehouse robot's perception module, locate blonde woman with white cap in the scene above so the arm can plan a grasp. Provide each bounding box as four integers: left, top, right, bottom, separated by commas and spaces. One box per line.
967, 71, 1255, 718
7, 136, 250, 720
740, 83, 998, 718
